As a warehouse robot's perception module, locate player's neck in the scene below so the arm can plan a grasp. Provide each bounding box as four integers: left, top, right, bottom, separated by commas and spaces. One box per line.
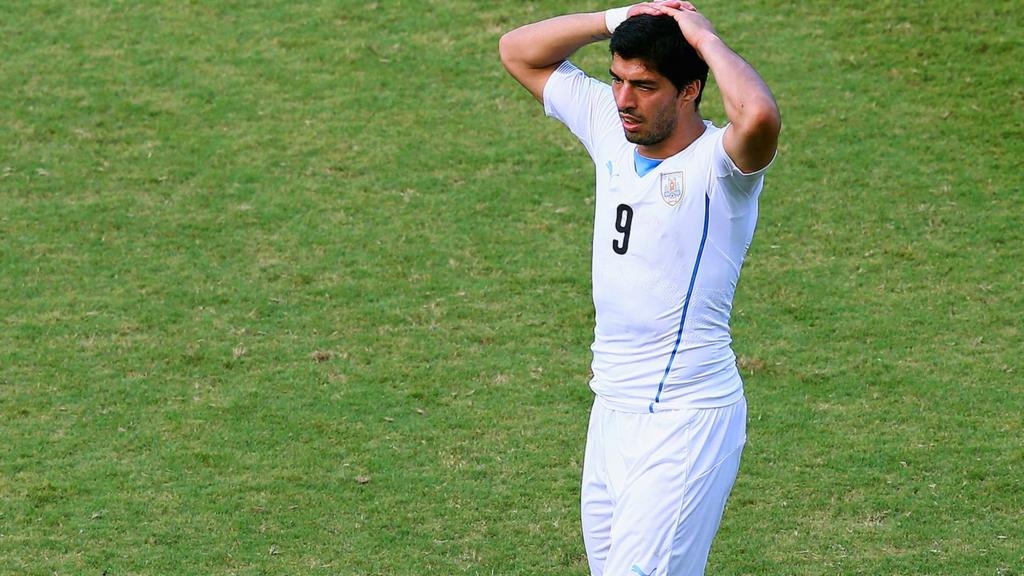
637, 113, 707, 160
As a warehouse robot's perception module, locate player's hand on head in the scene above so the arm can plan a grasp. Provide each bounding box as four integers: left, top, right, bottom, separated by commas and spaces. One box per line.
626, 1, 683, 18
651, 3, 718, 51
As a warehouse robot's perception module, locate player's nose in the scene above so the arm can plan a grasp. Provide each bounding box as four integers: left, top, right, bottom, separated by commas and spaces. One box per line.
616, 84, 637, 108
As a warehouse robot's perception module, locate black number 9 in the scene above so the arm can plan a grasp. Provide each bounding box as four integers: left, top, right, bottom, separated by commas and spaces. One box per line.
612, 203, 633, 255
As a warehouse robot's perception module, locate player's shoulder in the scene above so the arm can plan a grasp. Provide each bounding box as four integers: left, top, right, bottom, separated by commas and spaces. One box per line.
544, 60, 615, 120
547, 61, 610, 94
697, 121, 726, 150
688, 122, 733, 168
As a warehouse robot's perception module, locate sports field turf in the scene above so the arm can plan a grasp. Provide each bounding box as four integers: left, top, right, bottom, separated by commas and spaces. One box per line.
1, 1, 1021, 574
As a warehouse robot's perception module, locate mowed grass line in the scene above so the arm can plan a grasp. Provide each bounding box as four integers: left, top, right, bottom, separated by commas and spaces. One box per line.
1, 0, 1021, 574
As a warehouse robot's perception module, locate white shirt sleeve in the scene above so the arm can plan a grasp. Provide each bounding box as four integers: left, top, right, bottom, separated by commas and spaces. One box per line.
543, 61, 620, 161
709, 125, 776, 198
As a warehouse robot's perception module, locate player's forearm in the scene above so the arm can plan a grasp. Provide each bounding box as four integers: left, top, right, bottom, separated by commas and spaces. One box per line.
695, 34, 781, 141
500, 12, 608, 70
499, 12, 608, 99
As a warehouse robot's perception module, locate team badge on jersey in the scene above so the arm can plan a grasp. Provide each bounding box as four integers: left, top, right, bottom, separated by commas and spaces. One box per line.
660, 171, 685, 206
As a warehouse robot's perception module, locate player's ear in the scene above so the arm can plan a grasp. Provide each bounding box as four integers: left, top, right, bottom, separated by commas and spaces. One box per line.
677, 79, 701, 109
682, 79, 700, 101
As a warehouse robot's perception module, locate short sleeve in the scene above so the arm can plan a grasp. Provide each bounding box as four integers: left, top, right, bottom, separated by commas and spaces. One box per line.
543, 61, 620, 161
710, 125, 776, 198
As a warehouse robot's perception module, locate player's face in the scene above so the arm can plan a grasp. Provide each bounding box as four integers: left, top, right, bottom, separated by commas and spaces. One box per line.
610, 55, 684, 147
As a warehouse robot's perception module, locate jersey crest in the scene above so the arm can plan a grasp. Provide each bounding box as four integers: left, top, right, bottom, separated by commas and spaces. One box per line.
660, 171, 685, 206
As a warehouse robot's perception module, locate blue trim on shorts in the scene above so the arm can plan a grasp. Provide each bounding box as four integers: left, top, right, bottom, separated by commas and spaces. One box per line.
649, 192, 711, 413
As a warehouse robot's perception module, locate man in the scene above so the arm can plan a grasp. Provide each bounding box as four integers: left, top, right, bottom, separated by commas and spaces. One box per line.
499, 2, 780, 575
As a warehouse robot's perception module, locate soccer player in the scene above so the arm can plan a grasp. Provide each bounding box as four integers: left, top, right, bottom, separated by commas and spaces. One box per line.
499, 2, 780, 575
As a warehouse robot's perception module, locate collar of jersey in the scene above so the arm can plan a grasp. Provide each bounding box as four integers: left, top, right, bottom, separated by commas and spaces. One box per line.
631, 121, 714, 178
633, 149, 664, 178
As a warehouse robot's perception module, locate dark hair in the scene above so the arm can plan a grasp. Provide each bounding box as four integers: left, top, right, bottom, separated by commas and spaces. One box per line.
610, 14, 709, 107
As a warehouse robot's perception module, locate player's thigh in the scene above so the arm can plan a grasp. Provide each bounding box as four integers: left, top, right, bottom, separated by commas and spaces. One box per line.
603, 454, 690, 576
604, 400, 746, 576
664, 399, 746, 575
665, 440, 743, 575
581, 401, 615, 575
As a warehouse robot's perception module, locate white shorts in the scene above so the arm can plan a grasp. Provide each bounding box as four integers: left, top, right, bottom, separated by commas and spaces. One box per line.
581, 395, 747, 576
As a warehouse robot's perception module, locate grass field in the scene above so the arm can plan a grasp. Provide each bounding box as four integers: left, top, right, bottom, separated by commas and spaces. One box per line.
1, 0, 1022, 574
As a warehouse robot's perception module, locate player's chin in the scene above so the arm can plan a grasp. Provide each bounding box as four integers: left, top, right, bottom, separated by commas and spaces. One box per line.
623, 129, 649, 145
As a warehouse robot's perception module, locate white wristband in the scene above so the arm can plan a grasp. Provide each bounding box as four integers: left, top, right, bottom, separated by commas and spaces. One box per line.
605, 6, 631, 34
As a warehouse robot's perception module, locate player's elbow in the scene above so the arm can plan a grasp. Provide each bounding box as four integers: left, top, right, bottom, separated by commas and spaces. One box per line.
498, 30, 523, 72
745, 99, 782, 140
499, 26, 543, 73
727, 100, 782, 173
731, 101, 781, 153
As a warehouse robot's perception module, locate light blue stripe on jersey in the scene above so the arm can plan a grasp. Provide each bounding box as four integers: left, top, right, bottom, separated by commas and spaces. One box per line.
650, 192, 711, 413
634, 149, 663, 177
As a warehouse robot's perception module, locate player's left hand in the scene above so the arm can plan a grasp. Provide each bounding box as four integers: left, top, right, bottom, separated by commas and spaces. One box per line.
625, 1, 687, 19
651, 2, 719, 54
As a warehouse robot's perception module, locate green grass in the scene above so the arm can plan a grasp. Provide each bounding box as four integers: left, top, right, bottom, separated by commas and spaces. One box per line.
2, 0, 1021, 574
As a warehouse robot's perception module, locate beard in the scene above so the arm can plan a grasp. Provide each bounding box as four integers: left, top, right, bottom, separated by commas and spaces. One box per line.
622, 104, 677, 146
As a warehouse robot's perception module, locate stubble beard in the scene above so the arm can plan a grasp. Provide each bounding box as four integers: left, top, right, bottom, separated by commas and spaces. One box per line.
623, 105, 677, 147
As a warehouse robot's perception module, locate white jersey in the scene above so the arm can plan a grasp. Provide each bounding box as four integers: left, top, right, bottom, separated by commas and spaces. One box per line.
544, 61, 772, 413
